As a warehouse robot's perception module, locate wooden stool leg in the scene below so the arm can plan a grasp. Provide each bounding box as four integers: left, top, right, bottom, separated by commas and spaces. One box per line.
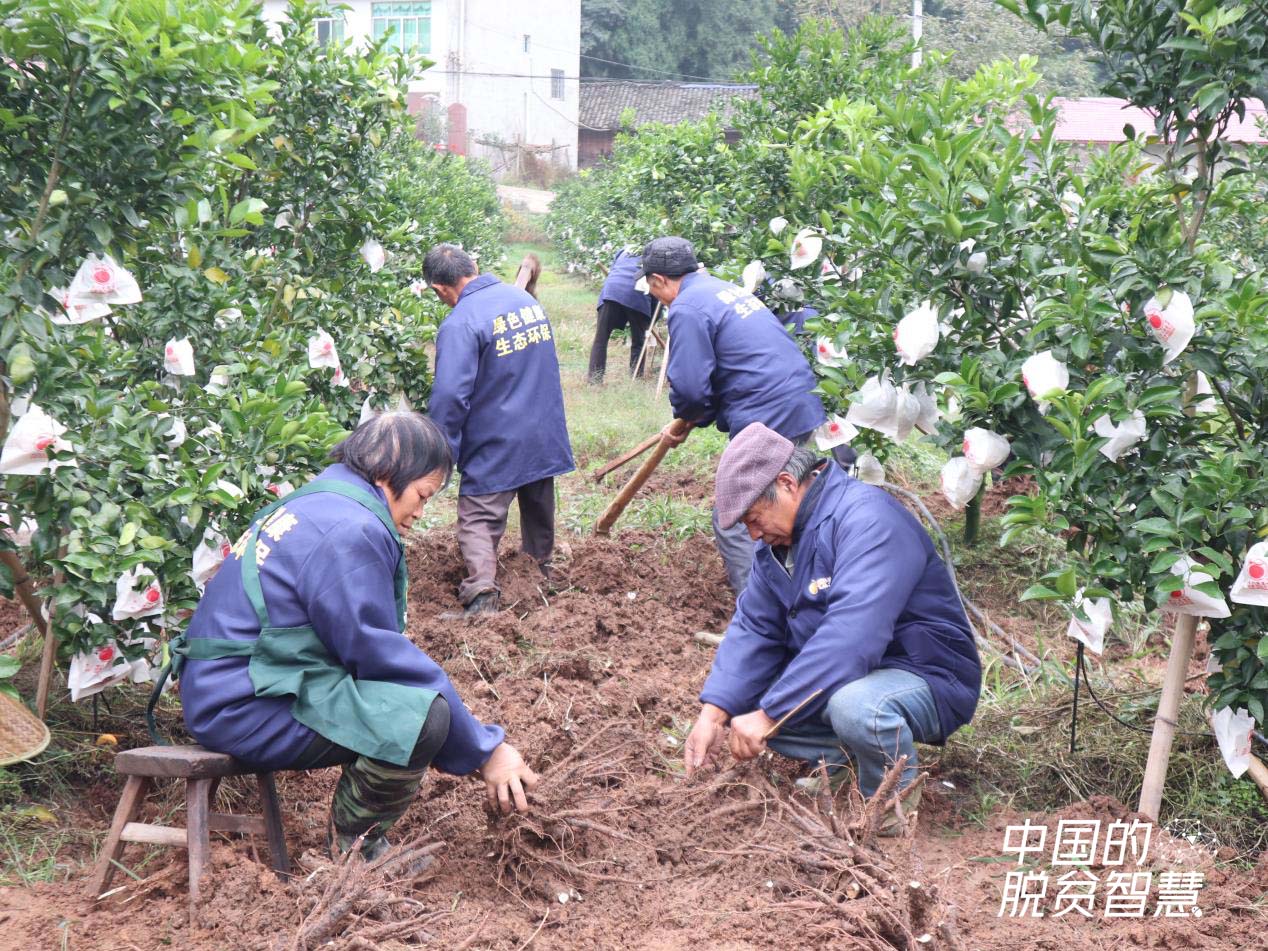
186, 777, 212, 903
256, 772, 290, 878
86, 775, 149, 899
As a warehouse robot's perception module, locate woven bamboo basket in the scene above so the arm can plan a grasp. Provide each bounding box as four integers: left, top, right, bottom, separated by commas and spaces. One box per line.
0, 691, 50, 766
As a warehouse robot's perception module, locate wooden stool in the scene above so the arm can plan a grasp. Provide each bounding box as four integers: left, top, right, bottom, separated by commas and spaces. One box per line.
86, 745, 290, 903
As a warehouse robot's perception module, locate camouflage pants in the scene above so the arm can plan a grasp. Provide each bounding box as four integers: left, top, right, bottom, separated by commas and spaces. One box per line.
289, 697, 451, 854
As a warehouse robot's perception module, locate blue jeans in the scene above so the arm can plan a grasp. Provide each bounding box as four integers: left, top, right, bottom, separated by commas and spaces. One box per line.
767, 668, 941, 797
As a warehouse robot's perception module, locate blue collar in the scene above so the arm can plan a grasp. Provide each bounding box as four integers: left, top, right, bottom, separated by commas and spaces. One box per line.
457, 273, 500, 302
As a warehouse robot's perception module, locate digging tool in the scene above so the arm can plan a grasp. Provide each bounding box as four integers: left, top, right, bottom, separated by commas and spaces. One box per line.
762, 688, 825, 741
513, 253, 541, 298
593, 419, 692, 536
592, 431, 664, 484
632, 302, 664, 381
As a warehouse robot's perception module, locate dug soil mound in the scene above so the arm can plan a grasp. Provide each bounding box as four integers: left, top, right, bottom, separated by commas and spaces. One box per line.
1, 530, 1262, 949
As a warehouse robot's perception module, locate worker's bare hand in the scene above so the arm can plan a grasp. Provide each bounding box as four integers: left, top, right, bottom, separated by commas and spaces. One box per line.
480, 742, 539, 815
684, 704, 729, 777
728, 709, 776, 762
660, 422, 690, 447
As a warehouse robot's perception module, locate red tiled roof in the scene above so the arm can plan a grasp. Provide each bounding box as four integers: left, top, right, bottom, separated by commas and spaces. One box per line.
1051, 96, 1268, 144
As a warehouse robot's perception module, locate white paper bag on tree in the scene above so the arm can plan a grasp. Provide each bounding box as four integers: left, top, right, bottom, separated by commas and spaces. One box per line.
1021, 350, 1069, 404
856, 453, 885, 485
962, 427, 1010, 472
846, 375, 898, 433
112, 568, 165, 621
1160, 555, 1230, 618
1184, 372, 1218, 415
1211, 706, 1255, 779
1092, 410, 1147, 462
911, 382, 941, 435
940, 456, 983, 510
67, 253, 142, 305
790, 229, 822, 269
0, 404, 76, 475
308, 328, 340, 369
814, 336, 848, 368
893, 301, 940, 366
1066, 592, 1112, 655
359, 238, 387, 273
68, 639, 133, 702
190, 528, 231, 594
815, 415, 857, 451
163, 338, 195, 376
741, 260, 767, 294
1230, 541, 1268, 607
1144, 290, 1194, 364
49, 286, 111, 325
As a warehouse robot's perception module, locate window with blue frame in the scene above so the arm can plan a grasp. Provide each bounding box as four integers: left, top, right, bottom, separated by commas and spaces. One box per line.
371, 2, 432, 54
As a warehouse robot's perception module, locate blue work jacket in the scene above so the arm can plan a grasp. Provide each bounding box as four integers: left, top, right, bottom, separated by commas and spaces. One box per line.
181, 464, 505, 773
598, 250, 655, 317
666, 271, 826, 439
700, 463, 981, 740
429, 274, 575, 496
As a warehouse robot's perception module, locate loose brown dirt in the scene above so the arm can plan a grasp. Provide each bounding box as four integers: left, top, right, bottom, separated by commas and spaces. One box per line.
1, 530, 1263, 949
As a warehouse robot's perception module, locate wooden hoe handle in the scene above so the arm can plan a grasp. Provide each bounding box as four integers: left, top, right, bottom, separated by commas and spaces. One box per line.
594, 419, 692, 536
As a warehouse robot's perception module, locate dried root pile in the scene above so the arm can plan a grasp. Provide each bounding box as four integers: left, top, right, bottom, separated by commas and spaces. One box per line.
278, 837, 446, 951
491, 727, 965, 950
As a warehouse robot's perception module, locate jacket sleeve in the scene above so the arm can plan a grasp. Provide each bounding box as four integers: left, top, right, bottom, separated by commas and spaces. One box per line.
699, 562, 790, 715
665, 304, 718, 426
298, 522, 504, 775
427, 315, 480, 466
757, 505, 927, 726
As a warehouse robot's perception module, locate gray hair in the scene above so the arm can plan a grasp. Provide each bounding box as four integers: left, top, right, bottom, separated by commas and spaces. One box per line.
329, 411, 453, 496
423, 243, 477, 287
756, 446, 821, 503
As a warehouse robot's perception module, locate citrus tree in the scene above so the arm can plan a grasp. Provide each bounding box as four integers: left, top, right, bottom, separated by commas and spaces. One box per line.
0, 0, 503, 701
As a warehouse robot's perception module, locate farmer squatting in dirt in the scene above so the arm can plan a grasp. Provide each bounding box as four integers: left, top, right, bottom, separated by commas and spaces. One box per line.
638, 236, 854, 597
684, 422, 982, 832
425, 243, 576, 618
172, 413, 540, 860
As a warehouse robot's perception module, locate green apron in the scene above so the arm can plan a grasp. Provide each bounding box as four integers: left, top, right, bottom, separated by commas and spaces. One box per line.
147, 479, 437, 767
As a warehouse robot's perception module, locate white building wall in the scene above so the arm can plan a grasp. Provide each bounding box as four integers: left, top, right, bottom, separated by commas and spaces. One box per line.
258, 0, 581, 172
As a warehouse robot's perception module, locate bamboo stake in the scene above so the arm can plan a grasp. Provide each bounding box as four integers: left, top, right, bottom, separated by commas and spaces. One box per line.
1138, 613, 1198, 820
593, 419, 691, 536
762, 688, 825, 741
591, 431, 663, 483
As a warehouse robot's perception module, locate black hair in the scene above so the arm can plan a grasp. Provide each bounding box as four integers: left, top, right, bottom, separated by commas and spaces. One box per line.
423, 243, 477, 287
329, 411, 453, 497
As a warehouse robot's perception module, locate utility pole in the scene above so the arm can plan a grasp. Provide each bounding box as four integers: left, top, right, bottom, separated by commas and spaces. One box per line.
912, 0, 923, 67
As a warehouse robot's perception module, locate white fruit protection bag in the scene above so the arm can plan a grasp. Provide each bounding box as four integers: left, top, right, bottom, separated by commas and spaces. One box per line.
940, 456, 983, 510
1230, 541, 1268, 607
163, 338, 195, 376
1092, 410, 1147, 462
1210, 706, 1255, 779
48, 286, 112, 325
962, 427, 1010, 471
66, 253, 142, 305
741, 260, 766, 294
814, 336, 848, 368
359, 238, 387, 273
1143, 290, 1194, 364
893, 301, 940, 366
0, 404, 76, 475
1160, 555, 1230, 618
790, 229, 822, 270
308, 328, 340, 369
1066, 592, 1112, 655
190, 528, 231, 594
1021, 350, 1069, 402
112, 568, 165, 622
814, 415, 857, 451
855, 453, 885, 485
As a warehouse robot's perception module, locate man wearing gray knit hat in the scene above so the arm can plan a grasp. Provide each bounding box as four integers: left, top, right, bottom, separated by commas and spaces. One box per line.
685, 423, 981, 829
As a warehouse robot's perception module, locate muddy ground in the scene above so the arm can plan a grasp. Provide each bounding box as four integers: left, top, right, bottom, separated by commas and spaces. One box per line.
1, 527, 1264, 950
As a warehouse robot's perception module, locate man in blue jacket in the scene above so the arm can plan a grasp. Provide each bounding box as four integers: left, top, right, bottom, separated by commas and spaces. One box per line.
588, 248, 655, 384
638, 237, 844, 595
426, 244, 575, 615
684, 423, 980, 830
